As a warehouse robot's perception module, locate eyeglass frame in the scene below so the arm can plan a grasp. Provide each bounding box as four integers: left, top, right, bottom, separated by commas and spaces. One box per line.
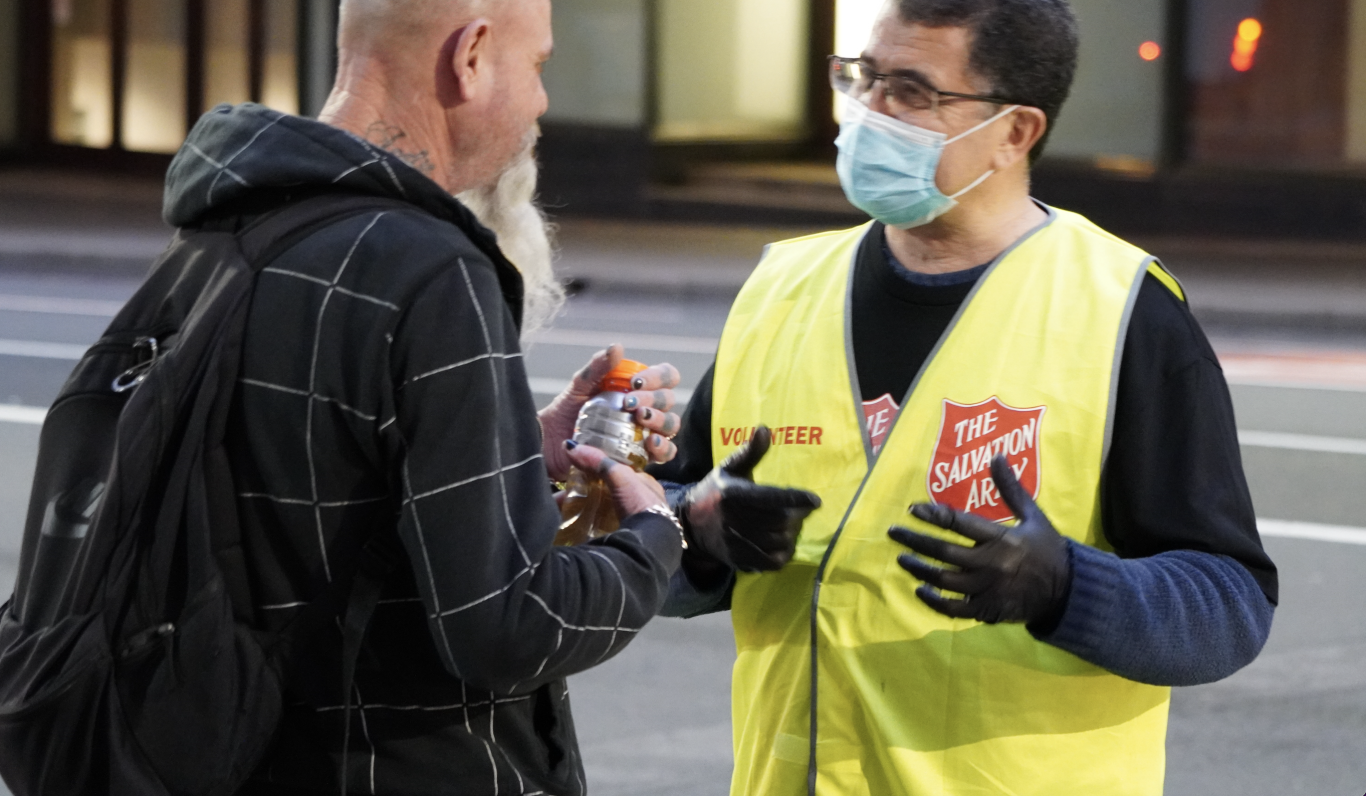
828, 55, 1019, 114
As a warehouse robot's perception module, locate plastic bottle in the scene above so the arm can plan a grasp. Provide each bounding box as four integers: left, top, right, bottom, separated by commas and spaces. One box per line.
556, 360, 650, 546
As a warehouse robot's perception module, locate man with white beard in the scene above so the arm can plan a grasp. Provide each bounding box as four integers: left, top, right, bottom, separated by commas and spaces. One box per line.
457, 138, 564, 338
150, 0, 727, 792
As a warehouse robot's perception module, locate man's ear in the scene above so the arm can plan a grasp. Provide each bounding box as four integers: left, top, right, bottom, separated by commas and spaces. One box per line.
444, 19, 493, 104
995, 107, 1047, 170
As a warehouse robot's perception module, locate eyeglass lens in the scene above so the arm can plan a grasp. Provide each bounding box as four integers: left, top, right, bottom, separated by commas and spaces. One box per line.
832, 60, 936, 112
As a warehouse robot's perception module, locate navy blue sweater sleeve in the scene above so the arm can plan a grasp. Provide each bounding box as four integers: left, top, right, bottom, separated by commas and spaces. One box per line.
1033, 543, 1272, 686
1048, 274, 1276, 685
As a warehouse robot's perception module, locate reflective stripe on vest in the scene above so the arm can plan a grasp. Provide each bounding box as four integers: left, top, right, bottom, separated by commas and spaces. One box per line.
714, 208, 1175, 796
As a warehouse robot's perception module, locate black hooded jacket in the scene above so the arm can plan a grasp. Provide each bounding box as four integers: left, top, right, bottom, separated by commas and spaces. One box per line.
162, 104, 682, 795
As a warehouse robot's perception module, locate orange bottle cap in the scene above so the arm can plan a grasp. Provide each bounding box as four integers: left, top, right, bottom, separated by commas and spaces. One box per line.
600, 359, 649, 393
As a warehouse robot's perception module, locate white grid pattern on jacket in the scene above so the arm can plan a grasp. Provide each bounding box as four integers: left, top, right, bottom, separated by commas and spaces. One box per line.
222, 199, 667, 794
176, 102, 683, 790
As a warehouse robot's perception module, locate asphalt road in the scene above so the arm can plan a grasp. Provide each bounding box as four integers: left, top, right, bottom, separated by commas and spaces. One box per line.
0, 271, 1359, 796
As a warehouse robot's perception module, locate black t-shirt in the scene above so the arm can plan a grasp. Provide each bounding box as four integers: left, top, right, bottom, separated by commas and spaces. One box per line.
654, 222, 1278, 602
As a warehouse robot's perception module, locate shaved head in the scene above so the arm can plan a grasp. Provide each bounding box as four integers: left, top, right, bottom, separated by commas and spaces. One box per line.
339, 0, 490, 42
325, 0, 551, 191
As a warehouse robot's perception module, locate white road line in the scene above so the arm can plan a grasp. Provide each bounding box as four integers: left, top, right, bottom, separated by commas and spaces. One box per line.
0, 294, 123, 317
0, 404, 1358, 549
0, 405, 46, 425
1239, 430, 1366, 456
527, 377, 695, 403
0, 379, 695, 424
1257, 519, 1366, 546
0, 339, 87, 360
526, 328, 719, 355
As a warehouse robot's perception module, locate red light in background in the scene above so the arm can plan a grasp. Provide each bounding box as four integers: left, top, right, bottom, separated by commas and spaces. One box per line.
1231, 17, 1262, 72
1139, 41, 1162, 61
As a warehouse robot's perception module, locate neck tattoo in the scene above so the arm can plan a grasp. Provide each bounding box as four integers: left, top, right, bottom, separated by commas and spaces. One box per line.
364, 122, 435, 175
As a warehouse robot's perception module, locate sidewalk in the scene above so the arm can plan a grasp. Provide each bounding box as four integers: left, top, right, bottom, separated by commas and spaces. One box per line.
3, 167, 1366, 337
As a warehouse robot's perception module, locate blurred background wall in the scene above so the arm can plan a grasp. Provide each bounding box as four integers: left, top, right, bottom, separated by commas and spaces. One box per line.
7, 0, 1366, 238
543, 0, 649, 129
1046, 0, 1166, 167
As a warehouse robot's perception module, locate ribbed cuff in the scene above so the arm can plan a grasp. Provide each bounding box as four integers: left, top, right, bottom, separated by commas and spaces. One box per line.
659, 564, 735, 618
659, 480, 691, 515
1031, 541, 1123, 658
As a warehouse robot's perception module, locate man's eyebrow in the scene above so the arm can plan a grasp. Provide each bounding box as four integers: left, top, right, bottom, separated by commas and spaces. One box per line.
858, 53, 931, 84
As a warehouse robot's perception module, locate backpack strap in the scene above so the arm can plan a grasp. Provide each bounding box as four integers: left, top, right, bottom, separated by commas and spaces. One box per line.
234, 193, 417, 270
338, 532, 404, 796
205, 192, 417, 795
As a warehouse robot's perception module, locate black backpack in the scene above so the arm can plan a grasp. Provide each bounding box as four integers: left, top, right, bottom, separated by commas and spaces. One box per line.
0, 193, 408, 796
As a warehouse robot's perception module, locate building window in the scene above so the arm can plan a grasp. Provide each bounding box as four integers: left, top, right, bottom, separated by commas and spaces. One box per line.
1186, 0, 1365, 168
261, 0, 299, 115
51, 0, 113, 148
655, 0, 811, 142
123, 0, 188, 152
47, 0, 299, 154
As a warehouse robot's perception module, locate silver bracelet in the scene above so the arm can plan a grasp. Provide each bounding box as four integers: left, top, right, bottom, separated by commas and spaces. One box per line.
642, 504, 688, 550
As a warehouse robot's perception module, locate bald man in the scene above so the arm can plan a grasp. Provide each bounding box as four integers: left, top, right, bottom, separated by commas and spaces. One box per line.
154, 1, 693, 793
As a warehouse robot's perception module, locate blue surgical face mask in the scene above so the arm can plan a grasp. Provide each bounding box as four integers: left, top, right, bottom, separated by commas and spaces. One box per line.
835, 97, 1019, 229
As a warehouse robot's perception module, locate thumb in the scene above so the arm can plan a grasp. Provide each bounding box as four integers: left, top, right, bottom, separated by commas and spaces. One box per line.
721, 426, 772, 480
570, 344, 624, 396
989, 455, 1036, 521
565, 441, 613, 474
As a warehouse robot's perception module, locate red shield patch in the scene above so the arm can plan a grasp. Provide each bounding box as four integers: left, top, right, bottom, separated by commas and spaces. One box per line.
862, 393, 900, 456
926, 397, 1046, 523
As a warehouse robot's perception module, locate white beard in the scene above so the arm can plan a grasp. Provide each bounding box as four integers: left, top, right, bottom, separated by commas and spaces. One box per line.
456, 144, 564, 342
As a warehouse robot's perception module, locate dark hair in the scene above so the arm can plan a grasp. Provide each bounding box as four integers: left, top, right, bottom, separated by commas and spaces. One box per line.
896, 0, 1079, 163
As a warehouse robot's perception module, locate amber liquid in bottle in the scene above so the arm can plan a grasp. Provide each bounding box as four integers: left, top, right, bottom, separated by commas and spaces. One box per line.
555, 434, 648, 546
556, 361, 650, 546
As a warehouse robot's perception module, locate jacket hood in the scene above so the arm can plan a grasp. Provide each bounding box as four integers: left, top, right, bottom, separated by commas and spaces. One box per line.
164, 103, 476, 230
163, 104, 523, 326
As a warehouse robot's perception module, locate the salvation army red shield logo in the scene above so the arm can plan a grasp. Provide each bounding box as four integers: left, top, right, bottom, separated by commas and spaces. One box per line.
926, 397, 1046, 523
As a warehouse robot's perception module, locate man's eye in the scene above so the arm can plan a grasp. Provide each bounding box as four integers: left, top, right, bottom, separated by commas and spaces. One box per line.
891, 80, 932, 109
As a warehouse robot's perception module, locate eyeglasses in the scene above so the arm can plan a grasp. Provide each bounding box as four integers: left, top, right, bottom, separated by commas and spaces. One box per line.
828, 56, 1015, 115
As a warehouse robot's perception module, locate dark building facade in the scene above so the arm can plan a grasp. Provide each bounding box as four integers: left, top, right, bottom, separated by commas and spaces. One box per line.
3, 0, 1366, 236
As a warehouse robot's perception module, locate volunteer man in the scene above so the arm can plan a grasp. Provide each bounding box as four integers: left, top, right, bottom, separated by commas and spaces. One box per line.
655, 1, 1278, 793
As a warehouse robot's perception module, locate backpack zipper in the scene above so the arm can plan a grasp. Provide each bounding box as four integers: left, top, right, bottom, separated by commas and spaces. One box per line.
111, 337, 161, 394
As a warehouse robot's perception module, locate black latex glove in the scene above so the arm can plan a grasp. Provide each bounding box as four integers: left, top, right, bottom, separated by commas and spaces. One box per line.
889, 455, 1072, 625
682, 426, 822, 572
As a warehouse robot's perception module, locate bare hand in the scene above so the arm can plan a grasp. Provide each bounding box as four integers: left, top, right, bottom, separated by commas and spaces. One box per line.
539, 344, 682, 480
564, 441, 668, 519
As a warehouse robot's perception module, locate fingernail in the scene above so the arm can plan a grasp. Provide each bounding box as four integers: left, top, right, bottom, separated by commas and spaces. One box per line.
631, 376, 646, 390
623, 396, 639, 410
642, 408, 653, 420
653, 435, 664, 447
564, 440, 578, 450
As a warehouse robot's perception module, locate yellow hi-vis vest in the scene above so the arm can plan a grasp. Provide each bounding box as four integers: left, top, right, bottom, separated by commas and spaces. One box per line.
713, 207, 1183, 796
